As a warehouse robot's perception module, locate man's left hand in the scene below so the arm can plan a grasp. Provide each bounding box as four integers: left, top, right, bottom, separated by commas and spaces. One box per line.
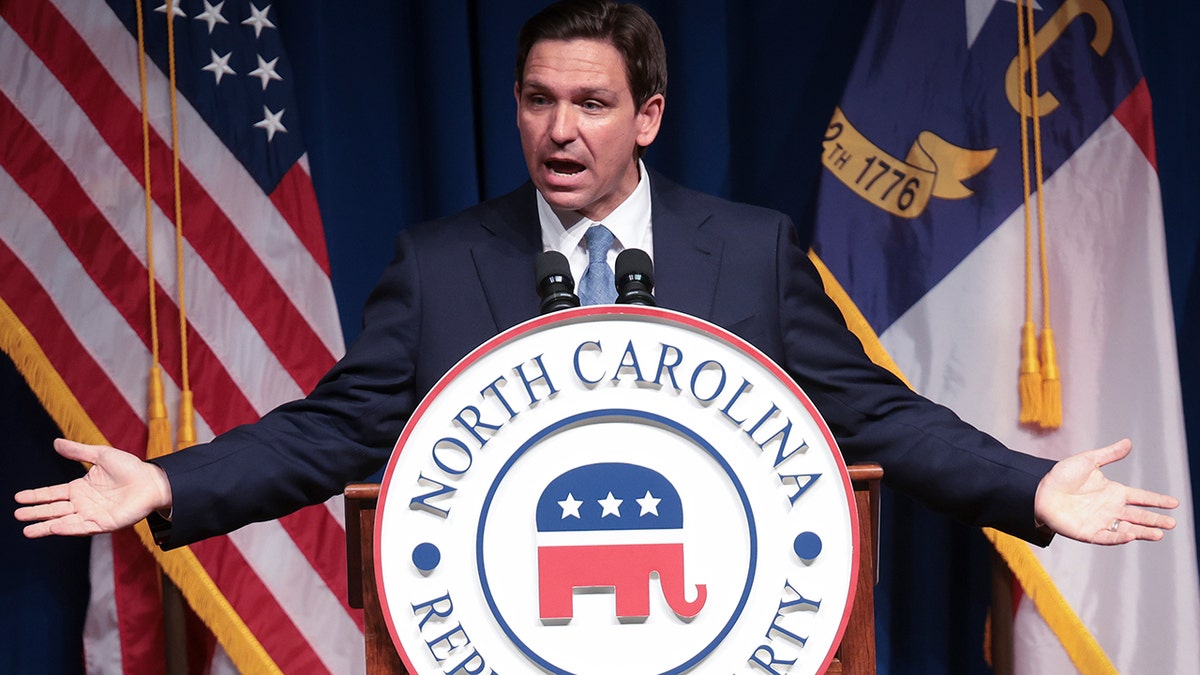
1035, 438, 1178, 545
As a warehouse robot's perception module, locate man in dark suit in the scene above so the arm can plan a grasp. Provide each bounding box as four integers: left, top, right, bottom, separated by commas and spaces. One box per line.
15, 0, 1177, 550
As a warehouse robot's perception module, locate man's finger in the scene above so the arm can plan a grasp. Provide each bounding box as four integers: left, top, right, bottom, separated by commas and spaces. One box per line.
22, 520, 56, 539
14, 501, 76, 522
1089, 438, 1133, 468
13, 484, 71, 506
1121, 505, 1177, 531
1097, 519, 1164, 545
1122, 487, 1180, 510
53, 438, 101, 464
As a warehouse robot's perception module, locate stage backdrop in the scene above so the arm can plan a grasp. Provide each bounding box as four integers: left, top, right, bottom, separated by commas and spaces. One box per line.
3, 1, 1197, 673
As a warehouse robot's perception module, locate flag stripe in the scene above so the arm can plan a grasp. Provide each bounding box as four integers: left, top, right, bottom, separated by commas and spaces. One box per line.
112, 527, 167, 674
271, 162, 332, 276
0, 240, 145, 447
3, 0, 337, 390
83, 534, 123, 674
188, 536, 332, 674
278, 509, 366, 630
1113, 78, 1156, 169
50, 0, 342, 355
0, 23, 308, 419
1, 164, 231, 456
0, 90, 262, 433
226, 522, 364, 672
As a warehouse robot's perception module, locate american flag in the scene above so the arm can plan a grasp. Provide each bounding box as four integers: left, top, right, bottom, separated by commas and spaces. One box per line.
1, 0, 363, 672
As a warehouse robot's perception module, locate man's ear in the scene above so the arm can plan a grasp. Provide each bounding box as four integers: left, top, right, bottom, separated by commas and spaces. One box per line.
513, 81, 522, 106
635, 93, 665, 148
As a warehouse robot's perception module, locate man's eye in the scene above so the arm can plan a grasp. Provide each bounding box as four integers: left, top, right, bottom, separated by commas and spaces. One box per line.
528, 94, 550, 106
581, 100, 603, 111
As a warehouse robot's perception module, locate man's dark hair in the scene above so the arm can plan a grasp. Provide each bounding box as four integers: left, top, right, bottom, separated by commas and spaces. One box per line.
516, 0, 668, 108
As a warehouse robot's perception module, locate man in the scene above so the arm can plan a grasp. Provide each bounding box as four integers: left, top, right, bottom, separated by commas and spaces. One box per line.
15, 0, 1176, 550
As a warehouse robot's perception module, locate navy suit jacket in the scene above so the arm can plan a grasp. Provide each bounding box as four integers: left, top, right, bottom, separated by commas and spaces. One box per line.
153, 172, 1054, 548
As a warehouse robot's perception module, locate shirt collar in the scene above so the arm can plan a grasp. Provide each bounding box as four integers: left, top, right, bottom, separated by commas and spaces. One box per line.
536, 160, 654, 282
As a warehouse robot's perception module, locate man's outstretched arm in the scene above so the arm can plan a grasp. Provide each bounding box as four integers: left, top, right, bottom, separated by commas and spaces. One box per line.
14, 439, 172, 538
1035, 438, 1178, 545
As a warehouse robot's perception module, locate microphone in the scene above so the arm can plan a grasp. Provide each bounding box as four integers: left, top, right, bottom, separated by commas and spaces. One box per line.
535, 251, 580, 314
615, 248, 656, 306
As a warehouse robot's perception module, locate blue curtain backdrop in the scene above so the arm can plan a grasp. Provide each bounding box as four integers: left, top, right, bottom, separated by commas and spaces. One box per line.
3, 1, 1197, 673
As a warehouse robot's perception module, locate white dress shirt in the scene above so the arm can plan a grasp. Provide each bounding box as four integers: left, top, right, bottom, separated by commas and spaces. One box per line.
536, 160, 655, 286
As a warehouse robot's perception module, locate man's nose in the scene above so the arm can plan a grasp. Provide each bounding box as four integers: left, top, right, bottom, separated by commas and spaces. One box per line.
549, 104, 577, 145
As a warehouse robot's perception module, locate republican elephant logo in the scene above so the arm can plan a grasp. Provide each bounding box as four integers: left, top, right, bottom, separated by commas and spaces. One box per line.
534, 462, 707, 622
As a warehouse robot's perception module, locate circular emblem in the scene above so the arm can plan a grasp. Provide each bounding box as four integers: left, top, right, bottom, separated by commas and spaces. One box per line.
376, 307, 858, 674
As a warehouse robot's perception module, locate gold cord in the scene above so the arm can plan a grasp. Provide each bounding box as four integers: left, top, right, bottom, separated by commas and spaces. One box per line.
165, 4, 196, 450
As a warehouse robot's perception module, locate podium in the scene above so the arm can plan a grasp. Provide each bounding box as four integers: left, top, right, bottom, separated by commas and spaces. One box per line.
346, 463, 882, 674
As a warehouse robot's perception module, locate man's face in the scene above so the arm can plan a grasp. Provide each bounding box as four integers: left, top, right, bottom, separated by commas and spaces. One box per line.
515, 38, 664, 222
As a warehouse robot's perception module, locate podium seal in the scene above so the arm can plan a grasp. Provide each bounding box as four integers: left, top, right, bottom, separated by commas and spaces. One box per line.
376, 307, 859, 674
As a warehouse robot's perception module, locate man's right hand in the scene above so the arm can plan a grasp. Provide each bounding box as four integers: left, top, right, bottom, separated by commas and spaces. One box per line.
13, 439, 173, 538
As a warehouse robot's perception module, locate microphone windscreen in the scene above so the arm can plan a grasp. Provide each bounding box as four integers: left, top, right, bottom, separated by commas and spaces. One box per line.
536, 251, 573, 285
615, 248, 653, 284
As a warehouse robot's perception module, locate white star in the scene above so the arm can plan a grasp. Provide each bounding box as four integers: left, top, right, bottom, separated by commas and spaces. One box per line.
201, 49, 236, 85
557, 493, 583, 519
248, 54, 283, 90
155, 0, 185, 18
598, 492, 623, 518
965, 0, 1041, 50
243, 3, 276, 38
194, 1, 229, 34
253, 106, 287, 142
635, 491, 661, 516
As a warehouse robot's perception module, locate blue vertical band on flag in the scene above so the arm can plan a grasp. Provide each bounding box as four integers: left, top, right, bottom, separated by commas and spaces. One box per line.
813, 0, 1142, 333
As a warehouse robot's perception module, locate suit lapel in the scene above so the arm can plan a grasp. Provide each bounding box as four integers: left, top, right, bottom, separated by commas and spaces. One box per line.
471, 183, 543, 332
649, 173, 724, 322
467, 175, 726, 330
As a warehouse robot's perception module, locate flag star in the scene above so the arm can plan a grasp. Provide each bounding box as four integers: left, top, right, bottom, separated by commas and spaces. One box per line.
598, 492, 623, 518
194, 1, 229, 34
635, 491, 661, 516
965, 0, 1040, 49
253, 106, 287, 142
243, 3, 276, 38
248, 54, 283, 90
201, 49, 236, 85
155, 0, 185, 18
557, 493, 583, 519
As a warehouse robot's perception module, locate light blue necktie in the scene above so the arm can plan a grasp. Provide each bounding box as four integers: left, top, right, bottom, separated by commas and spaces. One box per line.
578, 225, 616, 305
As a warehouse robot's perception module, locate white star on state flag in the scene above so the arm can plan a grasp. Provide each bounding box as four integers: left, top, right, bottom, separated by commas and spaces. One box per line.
194, 1, 229, 34
598, 492, 623, 518
243, 3, 276, 38
249, 55, 283, 90
202, 50, 236, 85
965, 0, 1042, 49
253, 106, 287, 142
557, 493, 583, 519
635, 491, 661, 516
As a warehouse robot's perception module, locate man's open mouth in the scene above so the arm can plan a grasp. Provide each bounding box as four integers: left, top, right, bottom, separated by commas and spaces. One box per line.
546, 160, 585, 176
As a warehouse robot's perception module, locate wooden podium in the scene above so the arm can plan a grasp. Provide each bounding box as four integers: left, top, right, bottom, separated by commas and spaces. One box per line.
346, 463, 883, 674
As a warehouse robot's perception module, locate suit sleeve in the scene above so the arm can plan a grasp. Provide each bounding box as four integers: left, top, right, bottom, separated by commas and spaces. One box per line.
772, 217, 1054, 545
149, 230, 426, 548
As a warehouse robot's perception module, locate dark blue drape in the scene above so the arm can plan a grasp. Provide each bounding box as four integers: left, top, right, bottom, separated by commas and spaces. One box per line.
5, 1, 1197, 673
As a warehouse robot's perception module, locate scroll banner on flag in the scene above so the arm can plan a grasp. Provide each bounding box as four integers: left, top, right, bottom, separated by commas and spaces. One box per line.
1, 1, 364, 672
811, 1, 1200, 672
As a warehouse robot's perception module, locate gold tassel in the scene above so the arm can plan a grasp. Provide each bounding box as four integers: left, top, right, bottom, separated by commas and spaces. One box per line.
176, 391, 197, 451
1039, 328, 1062, 429
147, 363, 172, 459
1019, 321, 1042, 424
